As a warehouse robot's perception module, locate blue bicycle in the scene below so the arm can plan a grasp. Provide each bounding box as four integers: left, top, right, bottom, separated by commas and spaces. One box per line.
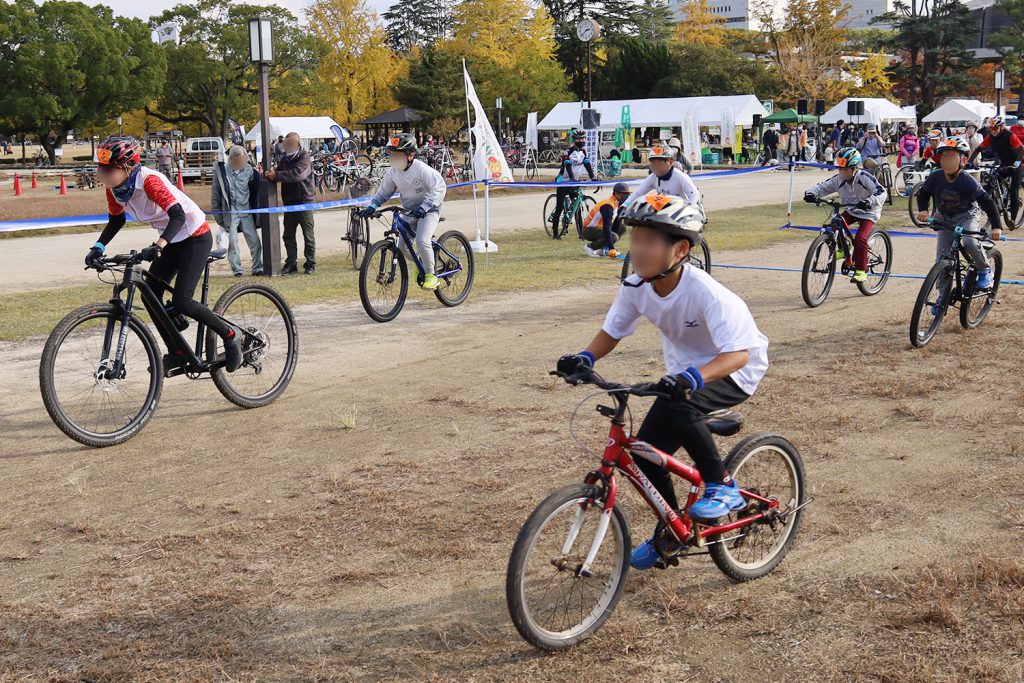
358, 206, 475, 322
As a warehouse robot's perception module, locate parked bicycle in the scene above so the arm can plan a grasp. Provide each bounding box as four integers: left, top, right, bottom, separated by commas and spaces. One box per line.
542, 186, 597, 239
800, 198, 893, 307
506, 367, 806, 651
358, 206, 474, 322
343, 208, 371, 269
980, 163, 1024, 231
909, 218, 1003, 348
39, 248, 298, 447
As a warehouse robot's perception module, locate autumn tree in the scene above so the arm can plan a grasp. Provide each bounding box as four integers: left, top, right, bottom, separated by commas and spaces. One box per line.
306, 0, 403, 127
753, 0, 852, 104
673, 0, 728, 48
847, 52, 895, 98
442, 0, 570, 125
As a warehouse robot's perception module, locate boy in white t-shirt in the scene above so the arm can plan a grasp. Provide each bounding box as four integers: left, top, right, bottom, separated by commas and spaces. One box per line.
556, 193, 770, 571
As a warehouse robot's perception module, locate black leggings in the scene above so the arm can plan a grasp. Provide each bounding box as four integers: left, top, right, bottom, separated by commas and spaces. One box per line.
551, 187, 579, 236
146, 230, 230, 337
634, 376, 750, 511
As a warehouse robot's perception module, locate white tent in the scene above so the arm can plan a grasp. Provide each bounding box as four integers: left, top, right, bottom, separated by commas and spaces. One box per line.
537, 95, 769, 130
819, 98, 915, 125
243, 116, 344, 150
923, 99, 997, 124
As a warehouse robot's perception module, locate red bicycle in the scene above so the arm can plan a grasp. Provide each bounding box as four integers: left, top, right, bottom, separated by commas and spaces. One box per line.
506, 368, 807, 651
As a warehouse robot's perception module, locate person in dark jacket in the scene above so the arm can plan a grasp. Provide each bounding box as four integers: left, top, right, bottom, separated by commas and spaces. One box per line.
212, 146, 263, 276
266, 132, 316, 274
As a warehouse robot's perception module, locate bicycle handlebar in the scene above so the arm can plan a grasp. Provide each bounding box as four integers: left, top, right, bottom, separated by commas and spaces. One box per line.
926, 217, 989, 237
85, 250, 143, 272
549, 368, 675, 401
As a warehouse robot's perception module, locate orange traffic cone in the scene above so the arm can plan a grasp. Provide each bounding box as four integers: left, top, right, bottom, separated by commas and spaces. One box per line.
176, 170, 184, 191
13, 173, 23, 196
30, 171, 37, 189
58, 173, 68, 195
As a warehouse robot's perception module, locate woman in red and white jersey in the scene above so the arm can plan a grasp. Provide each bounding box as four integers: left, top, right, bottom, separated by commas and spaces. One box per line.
84, 136, 242, 372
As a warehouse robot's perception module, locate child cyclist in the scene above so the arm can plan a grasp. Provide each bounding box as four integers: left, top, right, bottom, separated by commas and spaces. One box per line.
84, 136, 243, 373
916, 138, 1004, 291
803, 147, 887, 283
622, 143, 700, 208
360, 133, 446, 290
550, 128, 596, 239
556, 193, 770, 571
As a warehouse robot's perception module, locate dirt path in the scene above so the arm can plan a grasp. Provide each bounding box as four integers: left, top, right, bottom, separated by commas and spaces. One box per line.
1, 235, 1023, 681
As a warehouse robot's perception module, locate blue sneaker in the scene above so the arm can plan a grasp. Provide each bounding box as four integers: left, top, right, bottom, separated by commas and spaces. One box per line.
976, 268, 994, 290
689, 480, 746, 520
630, 538, 661, 570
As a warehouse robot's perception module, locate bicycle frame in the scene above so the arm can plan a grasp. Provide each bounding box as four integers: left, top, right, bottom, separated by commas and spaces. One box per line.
572, 392, 778, 576
100, 259, 225, 379
383, 211, 463, 279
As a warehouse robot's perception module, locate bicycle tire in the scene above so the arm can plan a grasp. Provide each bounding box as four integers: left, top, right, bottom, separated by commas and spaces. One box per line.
348, 213, 370, 270
708, 434, 805, 582
207, 282, 298, 408
960, 247, 1002, 329
856, 229, 892, 296
542, 193, 558, 237
506, 483, 630, 651
433, 230, 474, 307
39, 303, 162, 447
910, 259, 954, 348
800, 233, 836, 308
359, 240, 408, 323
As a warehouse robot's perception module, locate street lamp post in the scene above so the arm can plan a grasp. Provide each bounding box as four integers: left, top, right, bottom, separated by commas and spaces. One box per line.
995, 69, 1005, 117
249, 17, 281, 276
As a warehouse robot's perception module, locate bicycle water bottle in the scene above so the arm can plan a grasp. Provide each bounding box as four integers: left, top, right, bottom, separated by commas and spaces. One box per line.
163, 302, 189, 332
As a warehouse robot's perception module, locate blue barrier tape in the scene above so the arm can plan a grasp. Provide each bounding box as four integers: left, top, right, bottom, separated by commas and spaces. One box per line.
779, 223, 1024, 242
712, 262, 1024, 285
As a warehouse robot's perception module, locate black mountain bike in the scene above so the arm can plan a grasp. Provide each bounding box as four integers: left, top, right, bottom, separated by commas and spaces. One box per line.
909, 218, 1003, 348
800, 198, 893, 308
980, 164, 1024, 231
39, 249, 299, 447
343, 209, 371, 269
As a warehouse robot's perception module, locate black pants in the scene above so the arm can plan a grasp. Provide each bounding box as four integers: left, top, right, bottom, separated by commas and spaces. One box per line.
551, 187, 579, 238
1005, 166, 1023, 219
146, 230, 230, 337
282, 209, 316, 268
582, 218, 625, 250
634, 376, 750, 511
762, 145, 777, 165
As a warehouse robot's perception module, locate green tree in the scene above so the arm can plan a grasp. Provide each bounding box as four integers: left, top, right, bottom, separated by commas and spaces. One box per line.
654, 43, 781, 99
992, 0, 1024, 112
147, 0, 324, 139
873, 0, 977, 116
382, 0, 457, 52
393, 46, 465, 126
0, 0, 166, 163
597, 37, 673, 99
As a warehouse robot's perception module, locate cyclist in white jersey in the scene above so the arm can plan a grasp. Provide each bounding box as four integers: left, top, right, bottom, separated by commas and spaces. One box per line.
624, 144, 701, 208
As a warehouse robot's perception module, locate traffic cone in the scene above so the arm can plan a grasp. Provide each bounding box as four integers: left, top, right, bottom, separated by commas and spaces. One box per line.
13, 173, 22, 196
30, 171, 37, 189
176, 170, 184, 191
58, 173, 68, 195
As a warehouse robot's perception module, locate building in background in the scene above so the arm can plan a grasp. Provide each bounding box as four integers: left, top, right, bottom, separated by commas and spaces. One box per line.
845, 0, 896, 29
669, 0, 785, 31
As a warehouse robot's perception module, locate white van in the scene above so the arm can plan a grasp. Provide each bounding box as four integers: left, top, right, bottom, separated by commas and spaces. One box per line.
180, 137, 226, 180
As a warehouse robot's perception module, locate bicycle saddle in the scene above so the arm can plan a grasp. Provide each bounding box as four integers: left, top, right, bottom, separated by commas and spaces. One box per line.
703, 410, 744, 436
207, 247, 227, 262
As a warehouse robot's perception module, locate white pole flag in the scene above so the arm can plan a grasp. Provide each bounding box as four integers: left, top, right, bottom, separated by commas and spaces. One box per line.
526, 112, 538, 151
463, 64, 513, 183
155, 22, 180, 45
681, 110, 701, 170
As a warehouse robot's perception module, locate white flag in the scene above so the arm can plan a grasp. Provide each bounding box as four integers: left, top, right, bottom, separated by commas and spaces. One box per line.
681, 110, 701, 169
155, 22, 180, 45
525, 112, 538, 151
464, 64, 513, 182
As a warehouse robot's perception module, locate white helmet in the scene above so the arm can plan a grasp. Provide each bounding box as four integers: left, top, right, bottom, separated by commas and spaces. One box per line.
620, 193, 704, 246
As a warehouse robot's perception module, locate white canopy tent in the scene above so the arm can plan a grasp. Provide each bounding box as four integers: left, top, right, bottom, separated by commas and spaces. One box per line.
537, 95, 769, 130
923, 99, 999, 124
243, 116, 345, 150
819, 98, 915, 126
